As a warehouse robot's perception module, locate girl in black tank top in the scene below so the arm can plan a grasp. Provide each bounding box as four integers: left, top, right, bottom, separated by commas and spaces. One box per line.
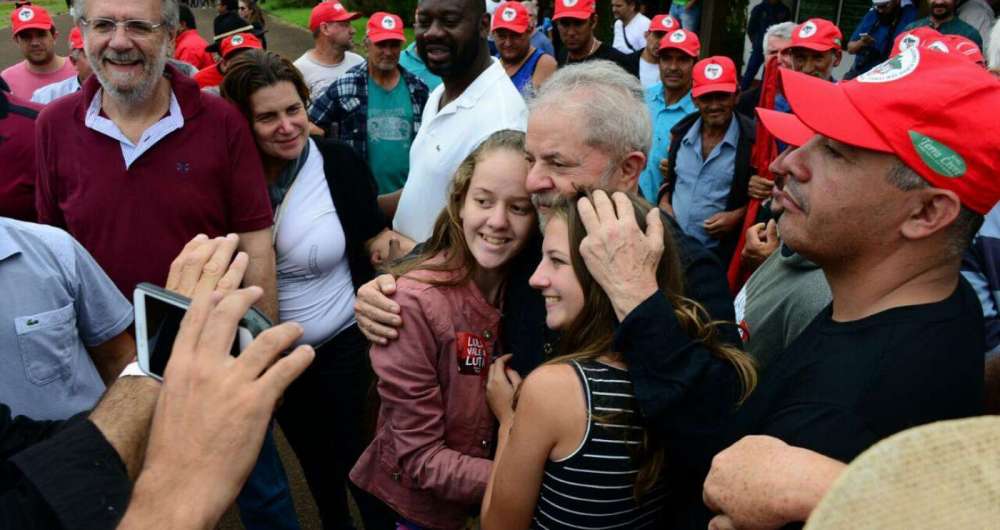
480, 191, 756, 529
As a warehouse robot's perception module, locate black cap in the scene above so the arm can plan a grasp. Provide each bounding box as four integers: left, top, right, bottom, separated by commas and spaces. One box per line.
206, 12, 265, 53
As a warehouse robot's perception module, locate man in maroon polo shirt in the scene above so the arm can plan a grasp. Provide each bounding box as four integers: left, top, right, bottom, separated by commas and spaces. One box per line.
34, 0, 278, 320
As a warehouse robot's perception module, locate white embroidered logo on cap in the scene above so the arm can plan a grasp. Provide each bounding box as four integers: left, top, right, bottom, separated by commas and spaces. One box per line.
17, 8, 35, 22
382, 16, 396, 29
230, 34, 245, 46
899, 34, 920, 51
703, 63, 724, 80
858, 47, 920, 84
669, 30, 686, 43
563, 0, 579, 7
799, 21, 817, 39
332, 3, 344, 11
661, 16, 675, 29
501, 7, 517, 22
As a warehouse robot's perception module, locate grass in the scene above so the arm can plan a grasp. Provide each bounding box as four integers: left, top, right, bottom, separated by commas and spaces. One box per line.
264, 1, 415, 50
0, 0, 68, 29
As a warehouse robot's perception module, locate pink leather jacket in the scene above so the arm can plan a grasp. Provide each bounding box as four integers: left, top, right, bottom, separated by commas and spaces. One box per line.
350, 267, 501, 529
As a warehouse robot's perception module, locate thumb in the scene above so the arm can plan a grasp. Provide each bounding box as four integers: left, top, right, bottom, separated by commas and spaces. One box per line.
376, 274, 397, 295
765, 219, 778, 241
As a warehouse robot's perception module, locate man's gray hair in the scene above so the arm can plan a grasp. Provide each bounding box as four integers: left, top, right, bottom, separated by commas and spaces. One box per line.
530, 60, 652, 163
886, 161, 983, 257
72, 0, 180, 30
764, 21, 796, 44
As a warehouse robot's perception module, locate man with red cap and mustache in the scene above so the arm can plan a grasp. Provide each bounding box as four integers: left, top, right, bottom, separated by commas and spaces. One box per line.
2, 4, 76, 98
700, 47, 1000, 528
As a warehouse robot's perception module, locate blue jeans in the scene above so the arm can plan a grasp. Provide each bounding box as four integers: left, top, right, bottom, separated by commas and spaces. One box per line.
671, 2, 703, 35
235, 425, 301, 530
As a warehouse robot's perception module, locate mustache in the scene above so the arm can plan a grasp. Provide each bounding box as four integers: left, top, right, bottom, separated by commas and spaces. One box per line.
102, 50, 144, 63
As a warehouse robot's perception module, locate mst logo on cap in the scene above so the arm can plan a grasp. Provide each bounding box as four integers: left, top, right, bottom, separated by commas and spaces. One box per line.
660, 17, 675, 29
669, 30, 687, 43
332, 2, 344, 11
230, 34, 245, 46
799, 21, 817, 38
563, 0, 579, 7
382, 16, 396, 29
17, 8, 34, 22
704, 63, 724, 80
501, 7, 517, 21
899, 34, 921, 51
858, 48, 920, 84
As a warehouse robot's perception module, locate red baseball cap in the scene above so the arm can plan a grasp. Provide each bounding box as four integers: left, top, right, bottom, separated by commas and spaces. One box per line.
367, 12, 405, 43
649, 14, 679, 34
492, 2, 530, 33
891, 26, 943, 57
309, 1, 360, 32
921, 34, 985, 66
11, 5, 54, 37
789, 18, 843, 52
757, 48, 1000, 215
692, 56, 737, 98
657, 29, 700, 58
553, 0, 595, 21
219, 32, 263, 58
68, 27, 84, 51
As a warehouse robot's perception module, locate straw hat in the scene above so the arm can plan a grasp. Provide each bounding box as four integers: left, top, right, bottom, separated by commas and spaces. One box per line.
805, 416, 1000, 530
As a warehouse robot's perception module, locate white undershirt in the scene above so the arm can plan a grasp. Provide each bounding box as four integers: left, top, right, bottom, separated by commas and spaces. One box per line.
639, 55, 660, 89
275, 138, 356, 345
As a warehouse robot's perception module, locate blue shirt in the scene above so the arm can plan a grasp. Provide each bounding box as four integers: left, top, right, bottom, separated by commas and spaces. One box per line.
640, 83, 696, 202
0, 218, 133, 420
671, 116, 740, 248
848, 5, 918, 78
399, 42, 442, 91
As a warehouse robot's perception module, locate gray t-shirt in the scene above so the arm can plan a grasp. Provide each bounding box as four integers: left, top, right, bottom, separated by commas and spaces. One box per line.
734, 245, 832, 370
294, 50, 365, 100
0, 219, 133, 420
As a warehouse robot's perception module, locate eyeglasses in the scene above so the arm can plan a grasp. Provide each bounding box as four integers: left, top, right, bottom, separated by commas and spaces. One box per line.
79, 17, 165, 38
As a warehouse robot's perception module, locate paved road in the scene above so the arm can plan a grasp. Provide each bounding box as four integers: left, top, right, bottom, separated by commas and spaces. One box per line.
2, 7, 332, 530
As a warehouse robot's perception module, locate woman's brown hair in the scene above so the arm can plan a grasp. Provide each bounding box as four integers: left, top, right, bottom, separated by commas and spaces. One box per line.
384, 129, 534, 286
542, 190, 757, 497
219, 50, 311, 121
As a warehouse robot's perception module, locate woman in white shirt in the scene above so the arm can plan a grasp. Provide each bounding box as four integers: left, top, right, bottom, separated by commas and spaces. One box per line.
221, 50, 403, 530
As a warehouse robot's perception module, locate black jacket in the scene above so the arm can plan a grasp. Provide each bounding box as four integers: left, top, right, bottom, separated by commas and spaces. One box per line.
662, 111, 756, 263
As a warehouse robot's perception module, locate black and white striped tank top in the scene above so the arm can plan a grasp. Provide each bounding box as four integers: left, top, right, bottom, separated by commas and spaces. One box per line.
531, 360, 666, 530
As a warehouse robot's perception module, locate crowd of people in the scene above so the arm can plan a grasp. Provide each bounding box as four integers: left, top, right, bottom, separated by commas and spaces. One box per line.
1, 0, 999, 529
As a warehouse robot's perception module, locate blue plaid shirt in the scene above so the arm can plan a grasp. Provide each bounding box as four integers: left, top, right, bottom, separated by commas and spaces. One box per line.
308, 62, 430, 160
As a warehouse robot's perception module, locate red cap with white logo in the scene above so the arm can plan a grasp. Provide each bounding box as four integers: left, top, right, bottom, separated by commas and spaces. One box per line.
367, 12, 405, 43
309, 1, 360, 32
657, 29, 700, 58
891, 26, 943, 57
789, 18, 843, 52
492, 2, 530, 33
692, 56, 737, 98
11, 5, 54, 37
552, 0, 595, 21
219, 32, 263, 58
68, 27, 84, 51
649, 14, 679, 33
757, 48, 1000, 215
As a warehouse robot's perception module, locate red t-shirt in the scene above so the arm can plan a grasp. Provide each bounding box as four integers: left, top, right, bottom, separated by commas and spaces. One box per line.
193, 63, 225, 89
35, 65, 273, 296
175, 29, 216, 71
0, 92, 42, 222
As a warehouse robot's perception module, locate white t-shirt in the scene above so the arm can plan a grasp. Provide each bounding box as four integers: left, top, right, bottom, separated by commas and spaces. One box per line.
639, 55, 660, 89
275, 138, 357, 345
613, 13, 651, 54
293, 50, 365, 100
393, 59, 527, 242
31, 75, 81, 105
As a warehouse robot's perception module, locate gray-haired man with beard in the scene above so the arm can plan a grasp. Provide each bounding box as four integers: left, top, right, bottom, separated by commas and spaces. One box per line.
33, 3, 292, 527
